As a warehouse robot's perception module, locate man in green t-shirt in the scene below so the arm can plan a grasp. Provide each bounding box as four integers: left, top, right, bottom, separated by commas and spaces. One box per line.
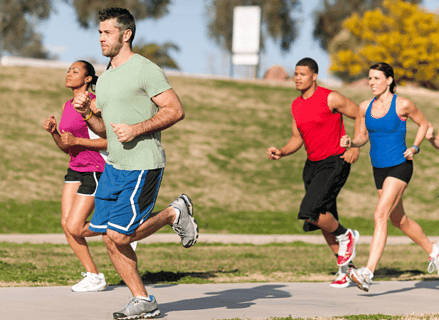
73, 7, 198, 319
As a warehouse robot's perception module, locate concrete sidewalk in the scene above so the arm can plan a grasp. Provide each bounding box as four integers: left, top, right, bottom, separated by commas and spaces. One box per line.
3, 234, 439, 319
3, 281, 439, 319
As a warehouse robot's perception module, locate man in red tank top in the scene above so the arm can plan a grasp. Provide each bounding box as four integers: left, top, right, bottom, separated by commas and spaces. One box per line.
267, 58, 361, 288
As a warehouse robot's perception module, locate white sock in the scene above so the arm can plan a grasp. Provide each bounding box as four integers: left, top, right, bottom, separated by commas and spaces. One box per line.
173, 208, 181, 224
136, 295, 152, 301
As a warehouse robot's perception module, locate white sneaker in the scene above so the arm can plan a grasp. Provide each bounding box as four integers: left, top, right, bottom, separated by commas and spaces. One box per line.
428, 242, 439, 274
330, 262, 354, 288
71, 272, 107, 292
348, 266, 373, 292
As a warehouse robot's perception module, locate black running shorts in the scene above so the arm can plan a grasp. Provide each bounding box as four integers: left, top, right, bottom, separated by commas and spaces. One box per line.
64, 168, 102, 196
298, 154, 351, 232
372, 160, 413, 190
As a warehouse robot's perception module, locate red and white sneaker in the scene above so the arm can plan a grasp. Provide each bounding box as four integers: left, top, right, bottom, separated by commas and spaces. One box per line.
330, 262, 355, 288
336, 229, 360, 266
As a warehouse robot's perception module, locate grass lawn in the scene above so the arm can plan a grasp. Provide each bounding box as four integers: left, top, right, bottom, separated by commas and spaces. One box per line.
1, 67, 439, 319
1, 242, 437, 288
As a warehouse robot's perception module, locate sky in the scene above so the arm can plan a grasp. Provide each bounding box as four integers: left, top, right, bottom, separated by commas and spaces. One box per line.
40, 0, 439, 80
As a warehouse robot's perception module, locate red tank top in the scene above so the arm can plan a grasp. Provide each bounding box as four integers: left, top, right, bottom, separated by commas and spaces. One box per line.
291, 86, 346, 161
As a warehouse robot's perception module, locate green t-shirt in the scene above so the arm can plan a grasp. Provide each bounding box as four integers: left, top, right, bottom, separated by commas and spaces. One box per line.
96, 54, 172, 170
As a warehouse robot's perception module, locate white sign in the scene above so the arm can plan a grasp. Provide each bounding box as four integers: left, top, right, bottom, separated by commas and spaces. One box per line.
232, 6, 261, 66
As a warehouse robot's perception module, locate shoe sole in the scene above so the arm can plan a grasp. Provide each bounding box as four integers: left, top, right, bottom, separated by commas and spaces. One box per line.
180, 194, 193, 216
180, 194, 199, 248
348, 269, 369, 292
330, 279, 351, 288
338, 230, 360, 266
72, 284, 107, 292
113, 308, 161, 319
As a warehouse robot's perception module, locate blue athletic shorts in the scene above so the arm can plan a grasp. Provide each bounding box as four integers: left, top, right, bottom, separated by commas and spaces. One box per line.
89, 164, 164, 235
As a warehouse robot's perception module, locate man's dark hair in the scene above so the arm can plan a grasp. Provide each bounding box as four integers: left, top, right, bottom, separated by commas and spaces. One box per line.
296, 57, 319, 74
99, 7, 136, 47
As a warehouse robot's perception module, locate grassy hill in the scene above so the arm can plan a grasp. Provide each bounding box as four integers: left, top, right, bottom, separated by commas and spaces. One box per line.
1, 66, 439, 234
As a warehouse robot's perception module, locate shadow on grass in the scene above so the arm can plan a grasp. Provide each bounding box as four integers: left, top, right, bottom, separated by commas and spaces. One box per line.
118, 269, 240, 285
374, 267, 425, 279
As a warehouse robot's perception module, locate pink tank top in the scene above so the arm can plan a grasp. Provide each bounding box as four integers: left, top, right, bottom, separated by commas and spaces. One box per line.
291, 86, 346, 161
58, 93, 106, 172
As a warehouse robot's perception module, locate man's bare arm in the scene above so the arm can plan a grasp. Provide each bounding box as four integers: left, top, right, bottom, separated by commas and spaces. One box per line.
110, 88, 184, 143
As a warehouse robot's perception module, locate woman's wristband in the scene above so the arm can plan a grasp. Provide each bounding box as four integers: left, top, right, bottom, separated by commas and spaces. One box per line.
83, 110, 93, 121
411, 145, 420, 154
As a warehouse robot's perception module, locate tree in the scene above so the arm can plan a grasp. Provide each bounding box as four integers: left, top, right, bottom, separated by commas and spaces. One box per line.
0, 0, 173, 60
330, 0, 439, 89
205, 0, 301, 54
0, 0, 53, 58
133, 41, 180, 70
64, 0, 172, 28
312, 0, 421, 51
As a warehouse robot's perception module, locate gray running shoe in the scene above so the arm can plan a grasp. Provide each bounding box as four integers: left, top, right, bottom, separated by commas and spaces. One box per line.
348, 266, 373, 292
170, 194, 198, 248
113, 296, 160, 319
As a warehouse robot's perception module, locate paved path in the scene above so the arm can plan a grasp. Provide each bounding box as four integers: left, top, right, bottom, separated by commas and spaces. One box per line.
4, 281, 439, 319
2, 233, 439, 245
3, 234, 439, 319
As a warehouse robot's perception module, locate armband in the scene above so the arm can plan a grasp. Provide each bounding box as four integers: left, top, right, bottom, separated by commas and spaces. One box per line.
83, 110, 93, 121
411, 145, 420, 154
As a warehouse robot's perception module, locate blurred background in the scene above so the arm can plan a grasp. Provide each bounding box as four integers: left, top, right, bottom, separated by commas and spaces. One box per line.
1, 0, 438, 85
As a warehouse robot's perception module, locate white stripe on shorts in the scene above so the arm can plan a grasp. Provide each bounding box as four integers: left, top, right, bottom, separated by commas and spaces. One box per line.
108, 170, 145, 232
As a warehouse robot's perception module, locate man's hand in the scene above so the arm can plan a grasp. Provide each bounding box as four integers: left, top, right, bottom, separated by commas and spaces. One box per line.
340, 148, 359, 164
110, 123, 137, 142
61, 131, 78, 147
267, 147, 283, 160
73, 91, 91, 117
340, 134, 352, 148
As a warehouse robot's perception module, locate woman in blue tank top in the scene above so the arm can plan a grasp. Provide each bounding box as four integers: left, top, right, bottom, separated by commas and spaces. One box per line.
340, 62, 438, 292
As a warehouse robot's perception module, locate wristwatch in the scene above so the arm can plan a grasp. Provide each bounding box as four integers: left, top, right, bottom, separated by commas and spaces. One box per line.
411, 145, 420, 154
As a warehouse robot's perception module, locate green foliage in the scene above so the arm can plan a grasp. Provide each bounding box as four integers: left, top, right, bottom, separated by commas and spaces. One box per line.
133, 41, 180, 69
0, 0, 173, 58
205, 0, 300, 53
312, 0, 421, 51
64, 0, 172, 28
330, 0, 439, 88
0, 0, 53, 58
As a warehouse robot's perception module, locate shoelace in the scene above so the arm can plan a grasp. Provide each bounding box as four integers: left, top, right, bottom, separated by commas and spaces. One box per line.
427, 257, 438, 273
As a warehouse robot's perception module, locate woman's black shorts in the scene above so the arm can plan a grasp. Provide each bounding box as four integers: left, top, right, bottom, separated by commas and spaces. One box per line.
64, 168, 102, 196
372, 160, 413, 190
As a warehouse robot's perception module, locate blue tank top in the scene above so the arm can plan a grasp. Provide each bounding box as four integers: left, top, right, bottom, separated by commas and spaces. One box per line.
365, 94, 407, 168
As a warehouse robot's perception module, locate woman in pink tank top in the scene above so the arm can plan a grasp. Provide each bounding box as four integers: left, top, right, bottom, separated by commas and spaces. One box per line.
43, 61, 108, 292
